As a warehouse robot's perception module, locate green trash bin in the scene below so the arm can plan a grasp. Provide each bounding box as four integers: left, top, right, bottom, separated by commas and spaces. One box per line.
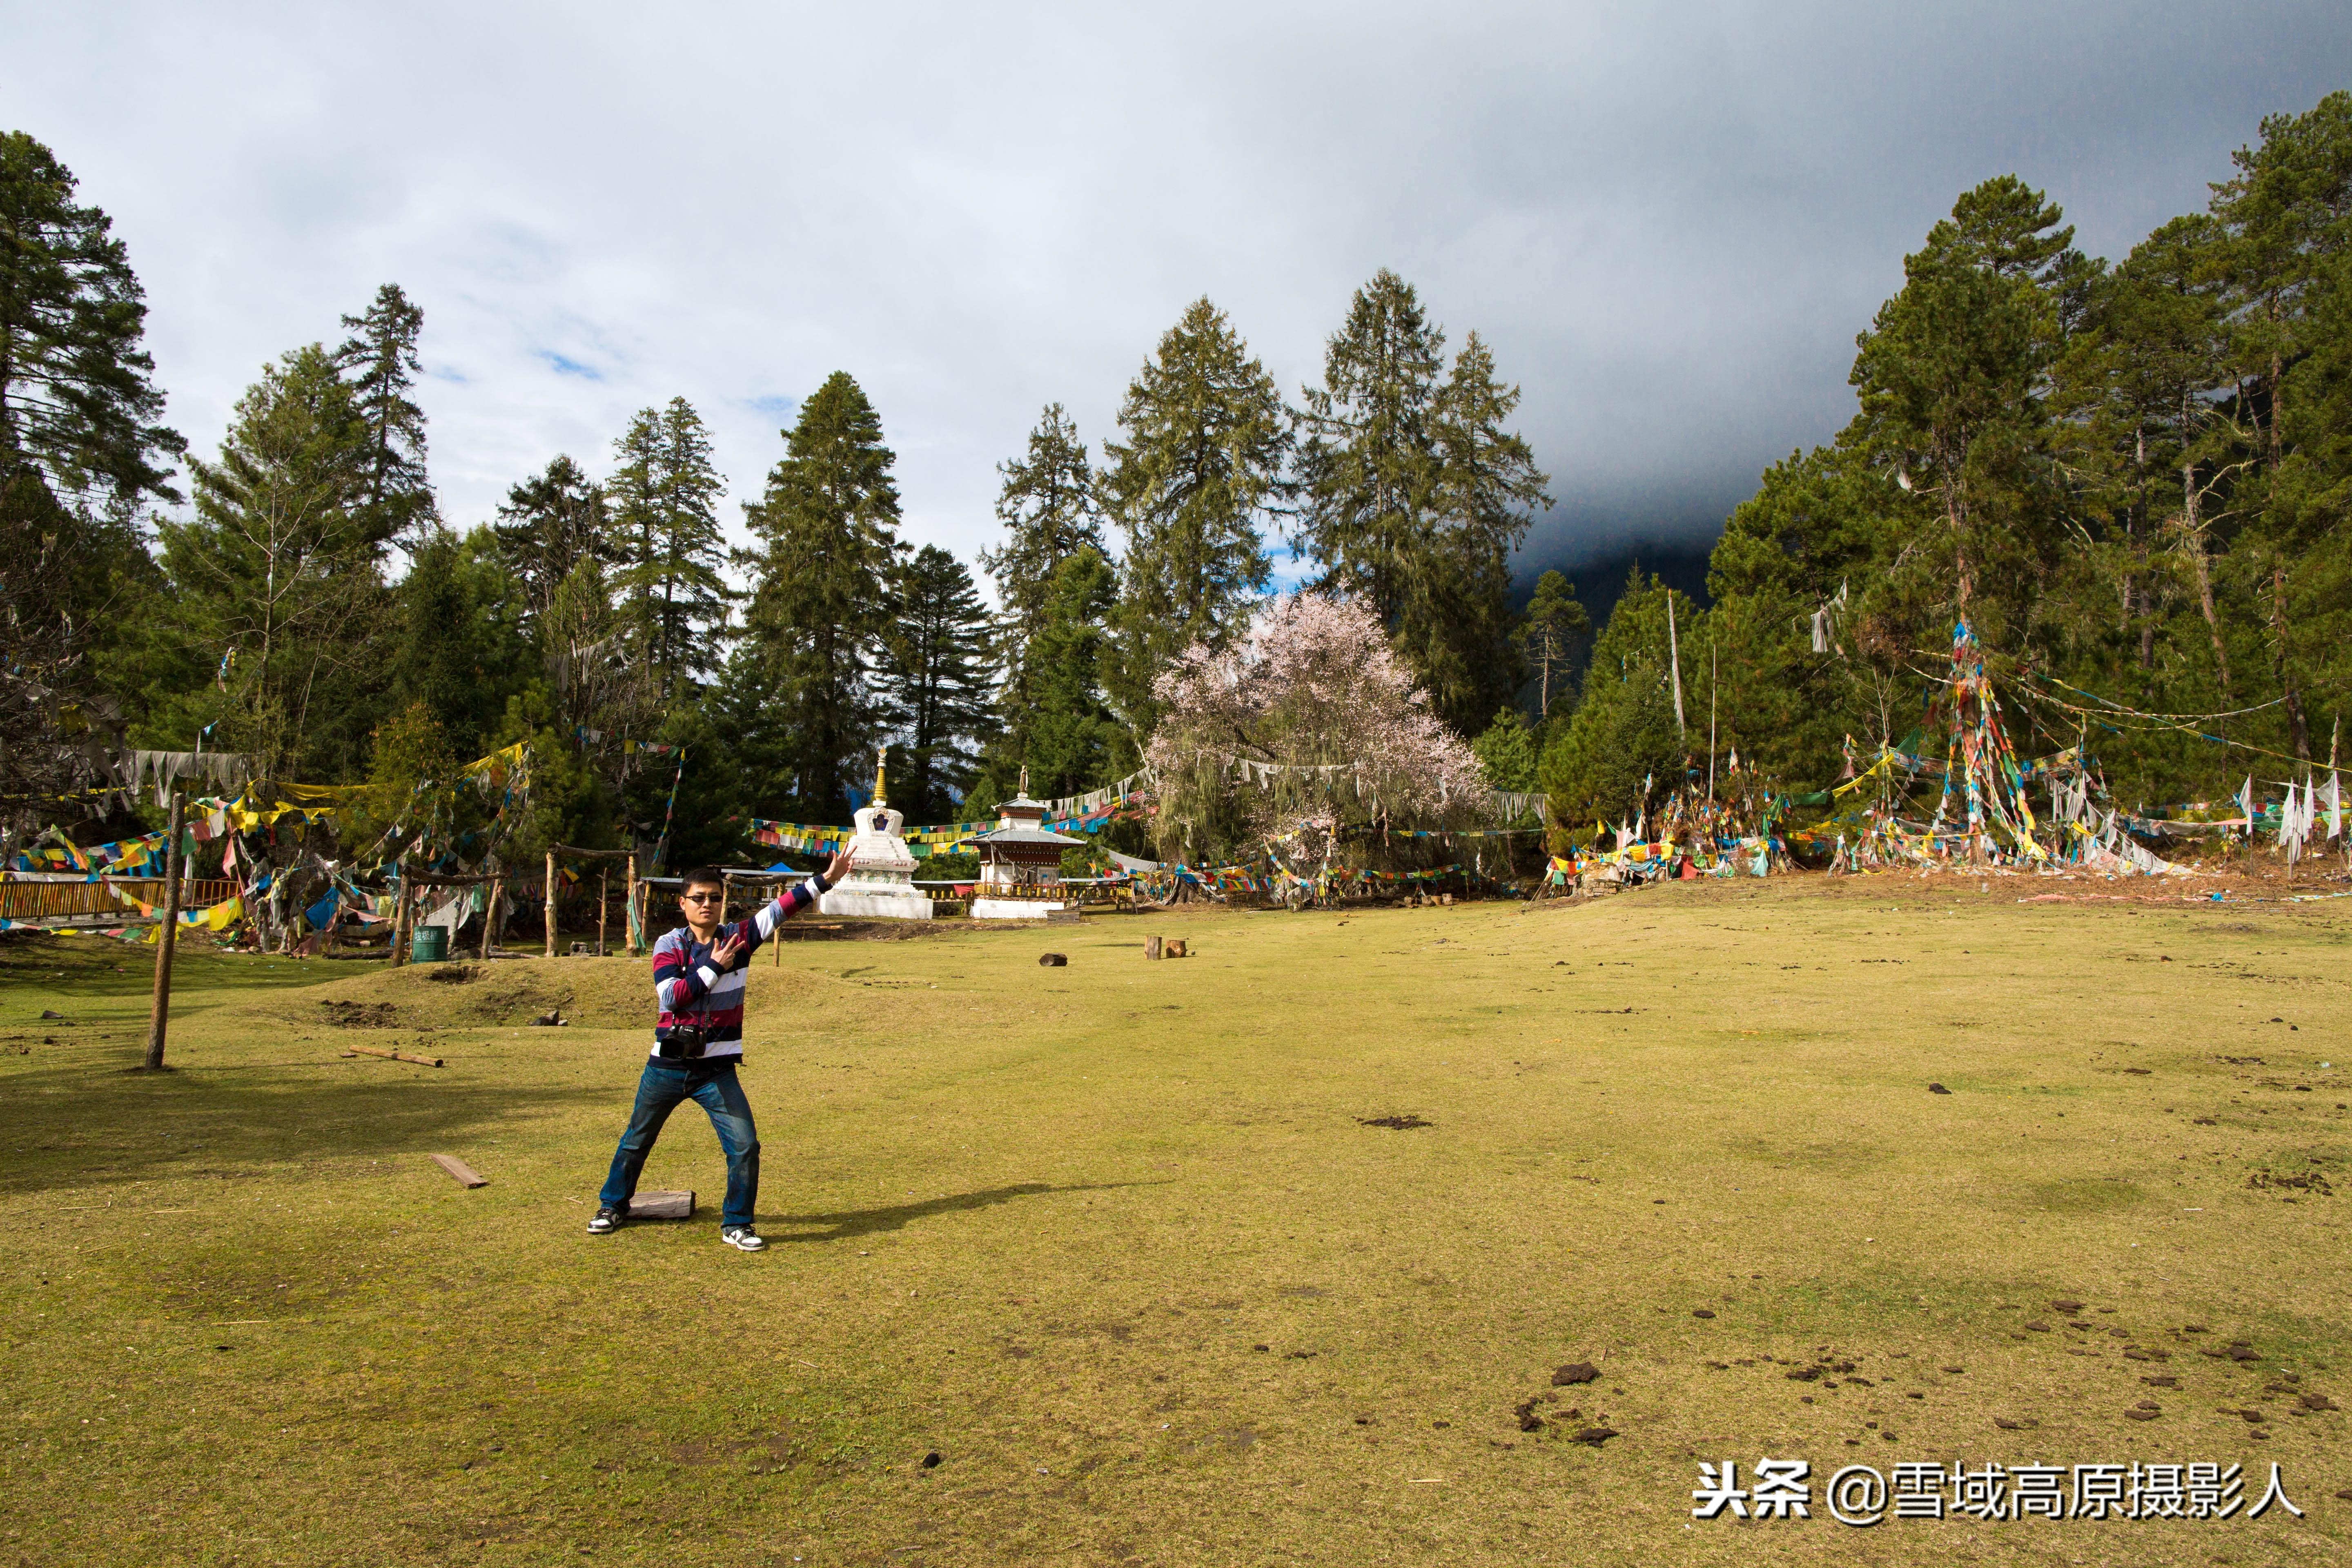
410, 924, 449, 964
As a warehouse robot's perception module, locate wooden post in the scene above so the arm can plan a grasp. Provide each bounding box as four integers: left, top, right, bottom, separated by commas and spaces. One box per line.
717, 873, 730, 927
393, 865, 414, 968
598, 868, 610, 957
544, 850, 558, 959
625, 853, 640, 955
143, 791, 185, 1069
479, 862, 501, 961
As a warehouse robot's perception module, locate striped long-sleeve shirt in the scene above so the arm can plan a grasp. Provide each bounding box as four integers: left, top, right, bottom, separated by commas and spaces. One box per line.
649, 875, 828, 1060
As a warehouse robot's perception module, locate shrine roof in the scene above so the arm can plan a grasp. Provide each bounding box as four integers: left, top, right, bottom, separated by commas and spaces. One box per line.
970, 825, 1087, 846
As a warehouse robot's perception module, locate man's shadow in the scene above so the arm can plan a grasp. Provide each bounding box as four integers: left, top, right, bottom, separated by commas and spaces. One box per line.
768, 1180, 1163, 1243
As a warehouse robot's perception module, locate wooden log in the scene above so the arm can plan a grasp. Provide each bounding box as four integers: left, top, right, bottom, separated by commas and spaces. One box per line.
598, 867, 610, 958
431, 1153, 487, 1188
1165, 938, 1187, 958
626, 853, 640, 955
1145, 935, 1163, 960
545, 850, 558, 959
344, 1042, 445, 1067
631, 1189, 694, 1221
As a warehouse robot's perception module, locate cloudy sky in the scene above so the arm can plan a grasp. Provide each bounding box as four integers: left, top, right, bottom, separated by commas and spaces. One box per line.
9, 3, 2348, 587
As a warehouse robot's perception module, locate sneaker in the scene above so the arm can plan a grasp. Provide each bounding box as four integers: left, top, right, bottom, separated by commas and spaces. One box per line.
721, 1226, 766, 1252
587, 1204, 625, 1235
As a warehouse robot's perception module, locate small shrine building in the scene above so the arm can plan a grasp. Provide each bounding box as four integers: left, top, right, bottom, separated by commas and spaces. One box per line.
968, 771, 1086, 920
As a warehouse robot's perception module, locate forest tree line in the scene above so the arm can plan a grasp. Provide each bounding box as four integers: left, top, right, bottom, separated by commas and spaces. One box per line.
1528, 91, 2352, 840
0, 123, 1551, 869
4, 91, 2349, 873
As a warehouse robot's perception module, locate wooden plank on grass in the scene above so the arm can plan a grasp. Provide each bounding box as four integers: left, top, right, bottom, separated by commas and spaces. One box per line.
432, 1154, 488, 1189
632, 1189, 694, 1221
344, 1042, 445, 1067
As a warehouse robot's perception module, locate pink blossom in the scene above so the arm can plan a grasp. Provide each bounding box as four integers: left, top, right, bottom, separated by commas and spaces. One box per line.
1145, 593, 1486, 860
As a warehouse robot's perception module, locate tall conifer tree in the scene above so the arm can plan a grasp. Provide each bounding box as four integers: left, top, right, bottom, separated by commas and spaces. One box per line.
983, 403, 1110, 785
878, 544, 995, 822
1848, 178, 2075, 633
1293, 272, 1548, 732
1511, 569, 1590, 721
1424, 330, 1551, 727
333, 283, 434, 545
1292, 269, 1446, 620
737, 372, 903, 820
494, 454, 609, 626
1100, 298, 1285, 733
608, 398, 728, 702
163, 345, 388, 778
1021, 546, 1122, 800
0, 131, 183, 506
983, 403, 1104, 640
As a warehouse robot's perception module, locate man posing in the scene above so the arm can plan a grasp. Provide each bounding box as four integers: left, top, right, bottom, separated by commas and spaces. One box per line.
590, 852, 852, 1250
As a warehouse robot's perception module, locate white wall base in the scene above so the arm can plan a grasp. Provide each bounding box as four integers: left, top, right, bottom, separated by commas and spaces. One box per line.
969, 898, 1065, 920
818, 889, 934, 920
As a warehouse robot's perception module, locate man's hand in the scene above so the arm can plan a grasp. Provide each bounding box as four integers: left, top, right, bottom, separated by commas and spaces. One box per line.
710, 931, 746, 970
823, 848, 855, 885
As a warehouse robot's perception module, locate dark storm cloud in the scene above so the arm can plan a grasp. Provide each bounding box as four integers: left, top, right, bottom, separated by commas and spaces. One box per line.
4, 2, 2346, 583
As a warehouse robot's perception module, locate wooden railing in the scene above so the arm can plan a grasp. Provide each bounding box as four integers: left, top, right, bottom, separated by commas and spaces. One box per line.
0, 877, 238, 923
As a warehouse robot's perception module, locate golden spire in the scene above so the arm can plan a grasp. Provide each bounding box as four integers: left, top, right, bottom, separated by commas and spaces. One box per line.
875, 745, 888, 807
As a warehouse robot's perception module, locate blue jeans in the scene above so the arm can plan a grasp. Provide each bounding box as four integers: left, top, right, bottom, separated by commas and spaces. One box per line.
598, 1058, 761, 1229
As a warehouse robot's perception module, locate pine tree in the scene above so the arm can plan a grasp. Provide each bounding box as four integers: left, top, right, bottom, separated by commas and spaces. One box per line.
737, 372, 903, 821
162, 345, 389, 779
1292, 268, 1446, 621
1510, 569, 1590, 720
608, 398, 728, 702
982, 403, 1111, 789
1100, 298, 1285, 733
878, 543, 995, 822
982, 403, 1103, 640
542, 555, 657, 755
2074, 215, 2236, 688
1293, 273, 1548, 732
333, 283, 434, 545
0, 131, 183, 504
1020, 547, 1121, 800
1848, 177, 2073, 631
1473, 707, 1539, 791
2210, 91, 2352, 760
389, 526, 529, 757
494, 454, 609, 624
1537, 570, 1687, 833
1423, 330, 1551, 728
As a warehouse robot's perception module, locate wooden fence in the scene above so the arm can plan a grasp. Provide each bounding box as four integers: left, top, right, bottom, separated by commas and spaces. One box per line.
0, 877, 238, 924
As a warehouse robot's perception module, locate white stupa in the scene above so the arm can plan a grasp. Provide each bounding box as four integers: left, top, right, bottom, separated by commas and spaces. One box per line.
817, 750, 933, 920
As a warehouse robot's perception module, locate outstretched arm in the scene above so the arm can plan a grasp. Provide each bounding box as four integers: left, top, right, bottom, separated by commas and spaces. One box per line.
738, 850, 859, 954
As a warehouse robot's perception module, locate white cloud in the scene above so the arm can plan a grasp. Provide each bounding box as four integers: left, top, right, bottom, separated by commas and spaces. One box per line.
7, 0, 2345, 577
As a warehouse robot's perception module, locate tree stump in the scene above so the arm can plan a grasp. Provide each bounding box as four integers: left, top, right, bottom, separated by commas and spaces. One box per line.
1145, 936, 1163, 960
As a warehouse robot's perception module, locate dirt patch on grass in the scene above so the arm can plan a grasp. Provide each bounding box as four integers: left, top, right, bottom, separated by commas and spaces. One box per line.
316, 1000, 401, 1028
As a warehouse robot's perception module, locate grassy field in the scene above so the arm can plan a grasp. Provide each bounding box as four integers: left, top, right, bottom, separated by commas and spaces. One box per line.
2, 876, 2348, 1567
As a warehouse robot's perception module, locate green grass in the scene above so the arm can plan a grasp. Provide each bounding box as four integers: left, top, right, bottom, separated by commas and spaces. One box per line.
2, 879, 2348, 1566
